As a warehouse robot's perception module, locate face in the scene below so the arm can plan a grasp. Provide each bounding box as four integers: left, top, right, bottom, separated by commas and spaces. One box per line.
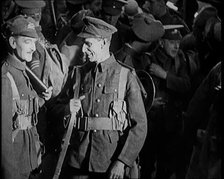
88, 0, 102, 17
163, 39, 180, 58
10, 36, 37, 62
101, 13, 119, 26
82, 37, 104, 63
142, 0, 162, 16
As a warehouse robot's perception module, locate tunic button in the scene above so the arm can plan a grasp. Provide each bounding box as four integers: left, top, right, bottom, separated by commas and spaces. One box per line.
96, 99, 100, 103
93, 130, 97, 132
21, 93, 24, 96
97, 83, 102, 88
114, 89, 117, 92
95, 114, 99, 117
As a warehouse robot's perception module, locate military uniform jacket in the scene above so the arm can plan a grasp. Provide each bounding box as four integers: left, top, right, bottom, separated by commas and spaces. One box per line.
1, 54, 42, 178
149, 47, 191, 133
51, 55, 147, 172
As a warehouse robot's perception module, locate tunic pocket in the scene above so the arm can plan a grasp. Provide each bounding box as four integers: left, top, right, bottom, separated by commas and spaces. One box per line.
107, 131, 119, 143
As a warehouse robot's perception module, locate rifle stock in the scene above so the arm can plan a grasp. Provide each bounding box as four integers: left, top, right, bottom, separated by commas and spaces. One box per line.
52, 112, 77, 179
25, 66, 48, 93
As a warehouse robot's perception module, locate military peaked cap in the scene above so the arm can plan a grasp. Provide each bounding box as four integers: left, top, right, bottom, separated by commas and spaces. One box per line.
15, 0, 46, 15
163, 28, 182, 40
15, 0, 46, 8
102, 0, 128, 16
5, 15, 38, 38
78, 16, 117, 39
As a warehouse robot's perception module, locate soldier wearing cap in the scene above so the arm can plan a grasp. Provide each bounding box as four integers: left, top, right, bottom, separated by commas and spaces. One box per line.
100, 0, 129, 53
142, 0, 190, 36
140, 26, 191, 179
49, 16, 147, 179
1, 15, 53, 179
115, 13, 165, 69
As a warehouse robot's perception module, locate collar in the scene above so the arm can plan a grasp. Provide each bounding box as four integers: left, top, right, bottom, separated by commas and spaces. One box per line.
123, 43, 140, 57
6, 54, 26, 71
97, 54, 116, 72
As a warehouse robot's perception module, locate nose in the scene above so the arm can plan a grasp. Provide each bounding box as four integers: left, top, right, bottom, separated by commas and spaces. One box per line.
30, 41, 36, 52
82, 43, 87, 53
174, 41, 180, 49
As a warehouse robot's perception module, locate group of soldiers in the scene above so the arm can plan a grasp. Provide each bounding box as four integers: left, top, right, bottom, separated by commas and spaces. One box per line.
1, 0, 222, 179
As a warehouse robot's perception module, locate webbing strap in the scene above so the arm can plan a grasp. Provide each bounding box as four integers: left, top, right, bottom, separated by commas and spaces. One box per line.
118, 67, 129, 100
6, 72, 20, 100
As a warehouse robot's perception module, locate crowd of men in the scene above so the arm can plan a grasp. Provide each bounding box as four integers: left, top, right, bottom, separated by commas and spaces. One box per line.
1, 0, 222, 179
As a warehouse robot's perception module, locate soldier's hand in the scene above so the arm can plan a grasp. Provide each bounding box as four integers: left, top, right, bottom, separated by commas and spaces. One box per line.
149, 63, 167, 79
108, 160, 125, 179
69, 95, 85, 114
42, 86, 53, 101
152, 97, 167, 107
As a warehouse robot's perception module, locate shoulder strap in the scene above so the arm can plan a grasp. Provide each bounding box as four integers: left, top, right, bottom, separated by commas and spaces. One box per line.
6, 72, 20, 100
118, 67, 129, 100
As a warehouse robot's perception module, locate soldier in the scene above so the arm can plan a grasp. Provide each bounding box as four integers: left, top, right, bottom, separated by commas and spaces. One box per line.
101, 0, 129, 53
115, 13, 165, 69
142, 27, 191, 179
14, 0, 68, 97
1, 15, 53, 179
48, 16, 147, 179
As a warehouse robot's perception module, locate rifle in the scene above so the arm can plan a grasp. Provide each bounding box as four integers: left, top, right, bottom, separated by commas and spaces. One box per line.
52, 67, 81, 179
25, 66, 48, 94
50, 0, 58, 36
52, 111, 77, 179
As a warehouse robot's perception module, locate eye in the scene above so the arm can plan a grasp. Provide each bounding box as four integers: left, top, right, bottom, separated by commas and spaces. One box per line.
24, 39, 32, 44
85, 41, 92, 47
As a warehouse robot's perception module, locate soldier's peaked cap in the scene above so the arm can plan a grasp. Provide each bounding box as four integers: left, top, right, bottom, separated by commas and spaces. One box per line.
163, 25, 183, 40
102, 0, 128, 16
5, 15, 38, 38
15, 0, 46, 8
78, 16, 117, 39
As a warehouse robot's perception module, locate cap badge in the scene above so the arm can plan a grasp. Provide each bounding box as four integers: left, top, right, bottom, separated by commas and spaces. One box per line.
27, 22, 35, 30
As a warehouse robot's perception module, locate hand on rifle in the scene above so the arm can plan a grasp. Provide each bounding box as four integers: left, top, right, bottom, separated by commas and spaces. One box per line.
42, 86, 53, 101
69, 95, 85, 114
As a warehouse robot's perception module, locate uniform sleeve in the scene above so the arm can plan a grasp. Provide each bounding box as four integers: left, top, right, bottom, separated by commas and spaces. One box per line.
1, 74, 19, 179
118, 71, 148, 167
185, 63, 221, 135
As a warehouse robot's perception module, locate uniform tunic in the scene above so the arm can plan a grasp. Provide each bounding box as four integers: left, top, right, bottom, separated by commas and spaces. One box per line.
1, 54, 43, 179
50, 55, 147, 172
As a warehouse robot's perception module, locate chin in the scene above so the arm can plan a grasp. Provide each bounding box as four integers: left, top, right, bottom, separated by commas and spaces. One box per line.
25, 57, 32, 62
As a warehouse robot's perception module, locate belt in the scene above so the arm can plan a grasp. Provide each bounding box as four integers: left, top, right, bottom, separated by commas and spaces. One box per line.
75, 117, 120, 131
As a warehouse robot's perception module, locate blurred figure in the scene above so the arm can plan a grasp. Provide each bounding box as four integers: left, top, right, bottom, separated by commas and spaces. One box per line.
141, 26, 191, 179
183, 61, 222, 179
55, 0, 102, 46
180, 0, 222, 98
115, 13, 165, 69
142, 0, 190, 36
101, 0, 128, 52
118, 0, 143, 32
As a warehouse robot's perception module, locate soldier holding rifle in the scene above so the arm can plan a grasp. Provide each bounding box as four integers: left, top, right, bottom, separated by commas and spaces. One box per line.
49, 16, 147, 179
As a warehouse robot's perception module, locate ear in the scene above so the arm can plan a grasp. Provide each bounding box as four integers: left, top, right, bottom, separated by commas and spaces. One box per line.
159, 39, 164, 48
9, 36, 17, 49
101, 39, 106, 49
